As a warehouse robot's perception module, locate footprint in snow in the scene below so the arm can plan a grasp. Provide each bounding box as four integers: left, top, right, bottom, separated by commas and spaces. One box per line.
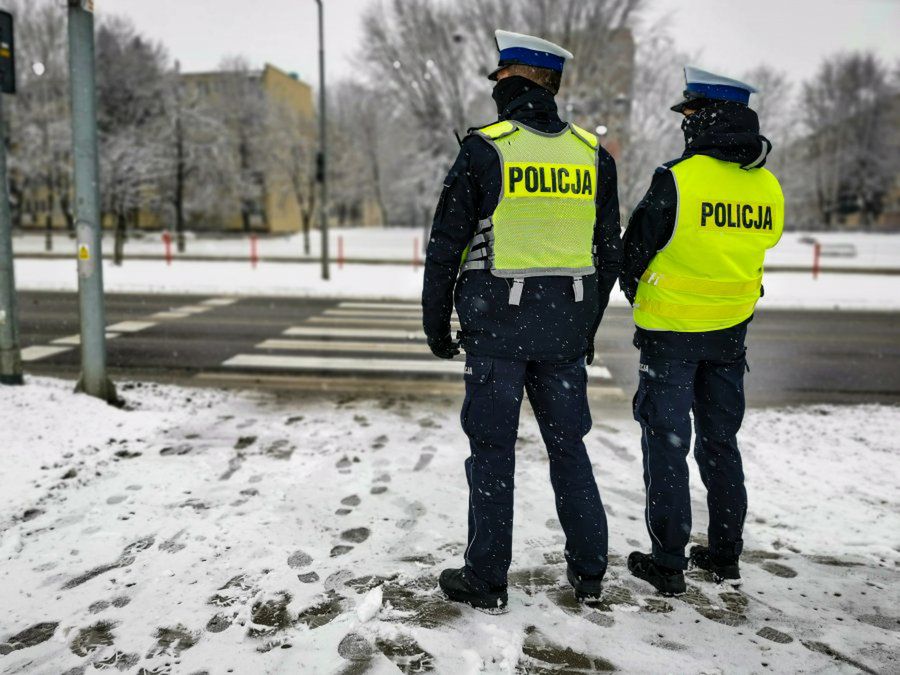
297, 590, 345, 629
338, 634, 374, 669
287, 550, 313, 569
522, 627, 615, 672
413, 452, 434, 472
760, 561, 798, 578
336, 455, 359, 472
375, 635, 435, 672
0, 622, 59, 656
756, 626, 794, 643
341, 495, 361, 507
341, 528, 370, 544
331, 545, 354, 557
370, 486, 388, 495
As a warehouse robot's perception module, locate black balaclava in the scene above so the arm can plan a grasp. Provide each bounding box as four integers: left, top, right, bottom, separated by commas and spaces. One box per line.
681, 100, 773, 168
492, 75, 554, 119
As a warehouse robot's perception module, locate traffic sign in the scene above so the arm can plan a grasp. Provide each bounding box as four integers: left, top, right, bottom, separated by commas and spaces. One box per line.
0, 11, 15, 95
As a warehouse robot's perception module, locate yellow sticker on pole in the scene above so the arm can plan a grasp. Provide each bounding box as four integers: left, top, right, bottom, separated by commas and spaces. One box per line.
78, 244, 90, 260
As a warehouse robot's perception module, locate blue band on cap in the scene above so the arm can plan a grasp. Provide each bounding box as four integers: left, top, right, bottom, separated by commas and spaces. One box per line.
498, 47, 565, 72
686, 82, 750, 105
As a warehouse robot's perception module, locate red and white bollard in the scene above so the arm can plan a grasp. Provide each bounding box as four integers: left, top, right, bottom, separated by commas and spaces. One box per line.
162, 231, 172, 266
338, 235, 345, 270
812, 242, 821, 280
250, 234, 259, 269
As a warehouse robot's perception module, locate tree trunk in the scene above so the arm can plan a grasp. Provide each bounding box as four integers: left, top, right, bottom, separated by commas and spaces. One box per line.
175, 111, 187, 253
241, 202, 252, 233
44, 214, 53, 252
301, 212, 311, 255
113, 211, 127, 266
60, 190, 75, 234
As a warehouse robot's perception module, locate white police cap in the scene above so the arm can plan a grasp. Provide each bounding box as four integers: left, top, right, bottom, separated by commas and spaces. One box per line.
671, 66, 759, 112
488, 29, 574, 81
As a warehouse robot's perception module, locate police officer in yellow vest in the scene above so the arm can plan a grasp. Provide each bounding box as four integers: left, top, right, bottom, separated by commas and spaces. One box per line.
423, 30, 623, 611
621, 67, 783, 595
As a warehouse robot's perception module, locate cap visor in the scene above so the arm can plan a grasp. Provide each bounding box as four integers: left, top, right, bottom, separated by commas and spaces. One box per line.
487, 65, 505, 81
670, 97, 690, 113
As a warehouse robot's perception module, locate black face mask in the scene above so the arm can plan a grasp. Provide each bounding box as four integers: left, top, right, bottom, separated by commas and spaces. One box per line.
681, 107, 714, 147
492, 75, 538, 115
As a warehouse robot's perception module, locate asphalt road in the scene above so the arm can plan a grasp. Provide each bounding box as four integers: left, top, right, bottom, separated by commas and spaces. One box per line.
13, 291, 900, 408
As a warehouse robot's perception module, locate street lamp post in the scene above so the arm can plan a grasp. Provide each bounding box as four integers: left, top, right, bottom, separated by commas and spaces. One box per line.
67, 0, 115, 402
314, 0, 329, 281
0, 9, 22, 385
0, 93, 22, 385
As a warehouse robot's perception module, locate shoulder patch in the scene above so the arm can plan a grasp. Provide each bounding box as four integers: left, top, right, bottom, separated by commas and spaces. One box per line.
471, 120, 517, 140
569, 123, 599, 150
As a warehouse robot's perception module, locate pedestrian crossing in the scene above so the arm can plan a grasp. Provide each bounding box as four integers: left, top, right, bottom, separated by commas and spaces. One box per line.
222, 301, 622, 394
21, 297, 238, 363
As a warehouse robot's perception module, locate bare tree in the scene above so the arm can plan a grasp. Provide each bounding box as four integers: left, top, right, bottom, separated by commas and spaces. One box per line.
6, 0, 72, 248
158, 62, 230, 251
95, 16, 170, 264
212, 57, 272, 232
618, 24, 688, 211
267, 97, 318, 252
800, 52, 898, 229
328, 81, 392, 228
361, 0, 641, 225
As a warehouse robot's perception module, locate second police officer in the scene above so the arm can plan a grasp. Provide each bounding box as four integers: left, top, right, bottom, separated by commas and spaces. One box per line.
621, 67, 784, 595
423, 30, 623, 612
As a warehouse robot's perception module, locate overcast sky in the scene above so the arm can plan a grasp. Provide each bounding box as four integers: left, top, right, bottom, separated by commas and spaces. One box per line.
110, 0, 899, 87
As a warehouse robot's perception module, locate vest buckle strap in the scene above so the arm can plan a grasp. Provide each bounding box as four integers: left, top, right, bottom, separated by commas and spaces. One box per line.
573, 276, 584, 302
508, 278, 525, 305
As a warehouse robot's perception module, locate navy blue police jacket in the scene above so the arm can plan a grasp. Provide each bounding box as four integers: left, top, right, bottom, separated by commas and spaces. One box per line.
620, 102, 774, 360
422, 83, 623, 362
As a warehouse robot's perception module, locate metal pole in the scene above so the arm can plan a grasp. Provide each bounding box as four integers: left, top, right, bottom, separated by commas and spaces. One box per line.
315, 0, 329, 280
0, 94, 23, 385
67, 1, 115, 402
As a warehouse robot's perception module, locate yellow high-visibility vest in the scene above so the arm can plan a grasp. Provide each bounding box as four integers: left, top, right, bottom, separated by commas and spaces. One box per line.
460, 120, 599, 304
633, 154, 784, 332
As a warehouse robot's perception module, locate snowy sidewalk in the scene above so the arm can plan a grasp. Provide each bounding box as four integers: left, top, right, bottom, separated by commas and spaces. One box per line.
1, 378, 898, 673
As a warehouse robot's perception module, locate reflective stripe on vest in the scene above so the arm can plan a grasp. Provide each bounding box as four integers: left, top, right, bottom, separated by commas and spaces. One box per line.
640, 270, 762, 297
633, 154, 784, 332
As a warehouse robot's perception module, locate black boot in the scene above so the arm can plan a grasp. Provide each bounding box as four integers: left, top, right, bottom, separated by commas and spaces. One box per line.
627, 552, 686, 596
438, 567, 508, 614
690, 545, 741, 585
566, 565, 604, 603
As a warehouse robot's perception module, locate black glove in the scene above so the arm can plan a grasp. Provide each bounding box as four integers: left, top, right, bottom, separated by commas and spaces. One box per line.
585, 342, 595, 366
428, 333, 460, 360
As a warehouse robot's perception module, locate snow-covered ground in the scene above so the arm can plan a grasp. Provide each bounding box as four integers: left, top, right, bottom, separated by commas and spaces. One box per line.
12, 229, 900, 270
1, 378, 897, 673
11, 256, 900, 312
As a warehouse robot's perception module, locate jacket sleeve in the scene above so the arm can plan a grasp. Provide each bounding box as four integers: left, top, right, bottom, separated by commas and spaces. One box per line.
590, 148, 623, 337
620, 168, 677, 305
422, 139, 481, 340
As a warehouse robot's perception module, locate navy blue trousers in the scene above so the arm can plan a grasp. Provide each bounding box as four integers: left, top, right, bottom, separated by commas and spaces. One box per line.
633, 350, 748, 570
460, 354, 608, 589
